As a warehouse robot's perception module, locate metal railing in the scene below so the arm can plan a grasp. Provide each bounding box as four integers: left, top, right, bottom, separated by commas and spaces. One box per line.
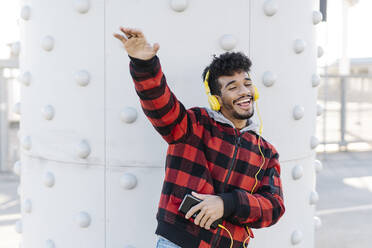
0, 58, 19, 172
317, 74, 372, 151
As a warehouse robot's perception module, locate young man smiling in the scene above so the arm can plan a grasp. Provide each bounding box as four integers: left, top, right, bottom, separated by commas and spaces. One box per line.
114, 27, 285, 248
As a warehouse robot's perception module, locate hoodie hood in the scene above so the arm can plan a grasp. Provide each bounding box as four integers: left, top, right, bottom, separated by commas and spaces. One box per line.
204, 108, 260, 134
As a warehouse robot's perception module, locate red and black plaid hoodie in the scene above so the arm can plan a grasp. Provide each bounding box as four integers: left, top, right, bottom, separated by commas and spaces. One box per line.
129, 55, 285, 248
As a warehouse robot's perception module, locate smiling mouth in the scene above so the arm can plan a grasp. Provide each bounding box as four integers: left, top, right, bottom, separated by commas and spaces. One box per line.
234, 97, 253, 109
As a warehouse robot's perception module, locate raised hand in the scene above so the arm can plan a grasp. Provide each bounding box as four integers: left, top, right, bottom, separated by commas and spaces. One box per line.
113, 27, 160, 60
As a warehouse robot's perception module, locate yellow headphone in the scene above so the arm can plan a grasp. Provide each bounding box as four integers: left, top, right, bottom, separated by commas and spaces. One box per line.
203, 70, 259, 111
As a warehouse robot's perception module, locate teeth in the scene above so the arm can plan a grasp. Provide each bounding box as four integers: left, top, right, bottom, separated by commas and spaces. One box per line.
236, 99, 251, 104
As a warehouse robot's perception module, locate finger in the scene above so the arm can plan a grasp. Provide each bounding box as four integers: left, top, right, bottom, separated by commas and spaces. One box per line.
120, 26, 135, 33
153, 42, 160, 53
120, 27, 143, 38
204, 217, 215, 230
120, 27, 132, 34
113, 33, 127, 43
120, 27, 134, 39
194, 207, 206, 226
130, 28, 144, 38
185, 202, 203, 219
120, 27, 135, 39
192, 191, 207, 200
199, 211, 211, 228
204, 216, 216, 230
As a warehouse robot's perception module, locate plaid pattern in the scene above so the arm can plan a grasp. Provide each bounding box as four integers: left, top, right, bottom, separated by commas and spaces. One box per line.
129, 56, 285, 248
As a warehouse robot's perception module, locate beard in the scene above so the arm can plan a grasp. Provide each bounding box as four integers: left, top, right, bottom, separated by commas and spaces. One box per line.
221, 96, 255, 120
232, 107, 254, 119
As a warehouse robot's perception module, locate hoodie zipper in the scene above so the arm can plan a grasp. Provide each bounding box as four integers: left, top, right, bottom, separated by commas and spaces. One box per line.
222, 132, 241, 192
210, 130, 241, 248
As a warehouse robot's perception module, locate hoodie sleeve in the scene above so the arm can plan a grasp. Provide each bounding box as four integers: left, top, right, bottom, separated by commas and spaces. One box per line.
218, 150, 285, 228
129, 55, 193, 144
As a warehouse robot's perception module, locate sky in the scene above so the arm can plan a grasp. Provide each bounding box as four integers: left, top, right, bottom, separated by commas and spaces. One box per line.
317, 0, 372, 66
344, 0, 372, 58
0, 1, 19, 59
0, 0, 371, 64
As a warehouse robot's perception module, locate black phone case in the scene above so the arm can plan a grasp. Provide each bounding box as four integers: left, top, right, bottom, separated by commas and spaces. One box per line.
178, 194, 222, 229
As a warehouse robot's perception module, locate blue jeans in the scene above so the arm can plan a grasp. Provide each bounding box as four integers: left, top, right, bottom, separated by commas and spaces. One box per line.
156, 235, 181, 248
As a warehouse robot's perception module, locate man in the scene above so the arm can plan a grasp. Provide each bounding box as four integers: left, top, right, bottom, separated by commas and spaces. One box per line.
113, 27, 285, 248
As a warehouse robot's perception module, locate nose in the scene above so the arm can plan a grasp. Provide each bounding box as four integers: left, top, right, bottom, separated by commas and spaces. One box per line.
238, 84, 253, 97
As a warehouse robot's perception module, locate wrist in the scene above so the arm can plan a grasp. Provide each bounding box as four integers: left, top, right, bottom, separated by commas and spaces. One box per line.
218, 193, 236, 218
128, 55, 157, 67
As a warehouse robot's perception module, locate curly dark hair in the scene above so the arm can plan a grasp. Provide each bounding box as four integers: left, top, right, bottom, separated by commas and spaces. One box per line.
202, 52, 252, 96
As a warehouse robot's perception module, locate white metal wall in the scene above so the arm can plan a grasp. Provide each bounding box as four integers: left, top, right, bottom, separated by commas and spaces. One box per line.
17, 0, 323, 247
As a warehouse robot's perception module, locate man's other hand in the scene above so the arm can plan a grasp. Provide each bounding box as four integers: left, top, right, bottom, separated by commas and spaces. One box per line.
113, 27, 160, 60
185, 191, 224, 230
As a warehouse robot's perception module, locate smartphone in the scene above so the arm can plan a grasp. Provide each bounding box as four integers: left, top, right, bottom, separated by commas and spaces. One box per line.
178, 193, 222, 229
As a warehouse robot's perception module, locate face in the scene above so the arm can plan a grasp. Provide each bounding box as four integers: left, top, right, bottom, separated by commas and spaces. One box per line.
216, 71, 255, 121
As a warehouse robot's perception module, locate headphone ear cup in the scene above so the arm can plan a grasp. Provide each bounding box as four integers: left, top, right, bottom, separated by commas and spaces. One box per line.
253, 85, 259, 101
208, 95, 220, 111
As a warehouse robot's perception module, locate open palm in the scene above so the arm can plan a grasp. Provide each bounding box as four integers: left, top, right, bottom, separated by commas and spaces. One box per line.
113, 27, 160, 60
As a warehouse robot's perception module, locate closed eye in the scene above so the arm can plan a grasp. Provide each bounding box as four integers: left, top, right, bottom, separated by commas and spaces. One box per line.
244, 80, 252, 86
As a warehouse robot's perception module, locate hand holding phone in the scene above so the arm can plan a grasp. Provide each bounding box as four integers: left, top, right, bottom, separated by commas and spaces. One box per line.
178, 193, 222, 229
